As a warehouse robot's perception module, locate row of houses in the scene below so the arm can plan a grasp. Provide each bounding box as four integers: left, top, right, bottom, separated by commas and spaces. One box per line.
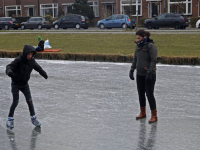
0, 0, 200, 25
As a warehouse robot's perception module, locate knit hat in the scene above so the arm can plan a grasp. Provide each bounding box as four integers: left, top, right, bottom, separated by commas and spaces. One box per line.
38, 36, 41, 41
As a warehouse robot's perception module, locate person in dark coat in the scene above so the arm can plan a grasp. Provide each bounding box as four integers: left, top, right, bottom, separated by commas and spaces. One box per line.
129, 29, 158, 123
35, 40, 44, 51
5, 45, 48, 128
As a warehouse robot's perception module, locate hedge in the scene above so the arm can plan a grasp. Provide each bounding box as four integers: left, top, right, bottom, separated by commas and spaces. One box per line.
0, 51, 200, 65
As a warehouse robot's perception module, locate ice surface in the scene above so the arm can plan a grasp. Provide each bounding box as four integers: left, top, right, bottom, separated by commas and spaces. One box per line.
0, 58, 200, 150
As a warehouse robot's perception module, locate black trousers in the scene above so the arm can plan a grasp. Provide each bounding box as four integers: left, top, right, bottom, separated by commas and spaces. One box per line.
8, 82, 35, 117
136, 74, 157, 110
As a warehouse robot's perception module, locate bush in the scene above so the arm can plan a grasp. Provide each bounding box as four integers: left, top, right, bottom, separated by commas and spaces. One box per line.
50, 18, 58, 23
44, 15, 58, 23
45, 15, 52, 21
190, 17, 200, 28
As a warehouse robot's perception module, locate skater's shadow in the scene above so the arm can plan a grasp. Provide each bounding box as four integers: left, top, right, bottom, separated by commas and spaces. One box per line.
137, 119, 157, 150
6, 127, 41, 150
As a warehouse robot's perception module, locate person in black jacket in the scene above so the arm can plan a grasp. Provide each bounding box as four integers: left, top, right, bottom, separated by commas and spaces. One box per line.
35, 36, 44, 51
129, 29, 158, 123
35, 40, 44, 51
5, 45, 48, 128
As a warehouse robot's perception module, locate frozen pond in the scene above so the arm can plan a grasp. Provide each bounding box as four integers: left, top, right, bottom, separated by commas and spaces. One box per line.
0, 58, 200, 150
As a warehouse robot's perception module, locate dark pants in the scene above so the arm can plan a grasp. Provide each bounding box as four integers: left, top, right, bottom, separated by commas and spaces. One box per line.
8, 82, 35, 117
35, 46, 42, 51
136, 74, 157, 110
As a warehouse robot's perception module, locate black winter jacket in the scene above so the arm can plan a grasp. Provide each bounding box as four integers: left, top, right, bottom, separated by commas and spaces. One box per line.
38, 40, 44, 51
6, 45, 47, 85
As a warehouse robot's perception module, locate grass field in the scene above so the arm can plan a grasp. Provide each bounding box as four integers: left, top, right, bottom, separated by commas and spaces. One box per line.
0, 33, 200, 57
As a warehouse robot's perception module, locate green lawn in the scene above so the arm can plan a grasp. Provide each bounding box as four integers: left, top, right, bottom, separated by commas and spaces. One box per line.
0, 33, 200, 57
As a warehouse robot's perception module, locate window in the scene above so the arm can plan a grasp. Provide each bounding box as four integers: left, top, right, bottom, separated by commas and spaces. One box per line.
12, 18, 16, 22
29, 18, 35, 21
28, 8, 34, 16
62, 15, 70, 20
35, 18, 42, 21
62, 3, 73, 14
107, 15, 116, 20
88, 1, 99, 17
166, 14, 174, 19
5, 6, 21, 17
168, 0, 192, 15
24, 5, 35, 16
121, 0, 142, 16
157, 14, 166, 19
116, 15, 125, 19
40, 4, 58, 18
71, 15, 79, 20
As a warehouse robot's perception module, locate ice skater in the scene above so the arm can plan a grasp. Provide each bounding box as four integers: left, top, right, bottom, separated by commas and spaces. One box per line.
129, 29, 158, 123
5, 45, 48, 128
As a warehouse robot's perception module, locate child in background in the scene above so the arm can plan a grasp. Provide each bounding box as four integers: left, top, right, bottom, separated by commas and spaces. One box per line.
35, 36, 44, 51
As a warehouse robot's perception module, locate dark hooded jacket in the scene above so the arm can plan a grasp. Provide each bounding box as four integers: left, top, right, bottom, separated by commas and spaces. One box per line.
6, 45, 47, 85
131, 38, 157, 76
38, 40, 44, 51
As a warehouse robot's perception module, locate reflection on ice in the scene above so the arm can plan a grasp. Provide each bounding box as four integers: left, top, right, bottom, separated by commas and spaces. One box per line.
6, 127, 41, 150
137, 119, 157, 150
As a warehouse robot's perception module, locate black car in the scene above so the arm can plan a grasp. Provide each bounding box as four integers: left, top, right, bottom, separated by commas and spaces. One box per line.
144, 13, 189, 29
20, 17, 51, 30
52, 14, 89, 29
0, 17, 20, 30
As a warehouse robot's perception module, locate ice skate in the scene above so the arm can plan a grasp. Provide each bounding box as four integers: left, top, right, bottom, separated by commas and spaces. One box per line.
6, 117, 14, 129
31, 116, 41, 127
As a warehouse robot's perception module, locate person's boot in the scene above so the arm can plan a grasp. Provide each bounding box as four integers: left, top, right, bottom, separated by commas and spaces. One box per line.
149, 109, 157, 123
31, 116, 41, 127
136, 107, 146, 120
6, 117, 14, 128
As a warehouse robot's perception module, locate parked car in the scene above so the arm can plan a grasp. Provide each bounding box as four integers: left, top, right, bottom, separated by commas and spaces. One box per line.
52, 14, 89, 29
96, 14, 136, 29
196, 19, 200, 28
144, 13, 189, 29
20, 17, 51, 30
0, 17, 20, 30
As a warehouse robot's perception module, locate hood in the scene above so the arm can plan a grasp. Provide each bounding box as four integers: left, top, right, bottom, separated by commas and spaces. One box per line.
147, 37, 154, 44
22, 45, 35, 60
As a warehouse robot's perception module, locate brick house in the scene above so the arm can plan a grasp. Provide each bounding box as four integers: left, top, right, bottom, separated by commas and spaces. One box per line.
0, 0, 199, 25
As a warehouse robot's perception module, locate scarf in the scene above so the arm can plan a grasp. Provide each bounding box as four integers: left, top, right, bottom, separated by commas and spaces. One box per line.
136, 37, 148, 48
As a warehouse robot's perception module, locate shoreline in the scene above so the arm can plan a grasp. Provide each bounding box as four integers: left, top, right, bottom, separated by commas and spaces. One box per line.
0, 51, 199, 65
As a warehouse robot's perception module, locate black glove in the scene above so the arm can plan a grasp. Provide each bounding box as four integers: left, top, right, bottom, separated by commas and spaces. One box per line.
129, 69, 134, 80
7, 71, 15, 78
44, 74, 48, 79
146, 72, 152, 84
